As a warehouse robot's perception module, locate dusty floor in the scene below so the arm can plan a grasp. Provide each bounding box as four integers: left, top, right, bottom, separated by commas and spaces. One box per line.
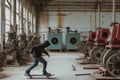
0, 52, 97, 80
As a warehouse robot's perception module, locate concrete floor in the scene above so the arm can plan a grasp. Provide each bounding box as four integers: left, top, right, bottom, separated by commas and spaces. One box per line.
0, 52, 97, 80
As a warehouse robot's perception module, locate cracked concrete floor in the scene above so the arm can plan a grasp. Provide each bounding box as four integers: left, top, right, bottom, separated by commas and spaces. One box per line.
0, 52, 96, 80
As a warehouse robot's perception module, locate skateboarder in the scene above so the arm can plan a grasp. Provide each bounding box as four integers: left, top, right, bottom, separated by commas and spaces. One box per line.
25, 40, 51, 77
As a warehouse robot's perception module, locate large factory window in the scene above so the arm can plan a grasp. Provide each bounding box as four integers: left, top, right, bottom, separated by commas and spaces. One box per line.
16, 0, 20, 35
23, 5, 26, 32
5, 0, 10, 42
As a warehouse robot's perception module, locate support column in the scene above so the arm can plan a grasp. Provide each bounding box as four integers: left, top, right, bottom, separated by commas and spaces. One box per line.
31, 6, 33, 33
89, 15, 92, 31
0, 0, 5, 52
11, 0, 16, 31
30, 7, 32, 33
94, 11, 97, 31
20, 0, 23, 33
26, 1, 29, 36
35, 10, 36, 32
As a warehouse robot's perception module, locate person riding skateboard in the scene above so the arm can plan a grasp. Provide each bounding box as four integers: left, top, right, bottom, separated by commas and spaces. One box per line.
25, 40, 51, 77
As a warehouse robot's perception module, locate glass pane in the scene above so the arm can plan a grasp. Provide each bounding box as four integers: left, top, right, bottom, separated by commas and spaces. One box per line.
16, 0, 19, 13
16, 14, 19, 25
5, 20, 10, 25
5, 7, 10, 20
5, 0, 10, 7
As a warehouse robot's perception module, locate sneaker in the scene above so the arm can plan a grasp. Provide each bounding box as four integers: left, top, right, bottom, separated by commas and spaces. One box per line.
24, 72, 32, 79
43, 72, 50, 75
24, 71, 30, 76
24, 73, 29, 76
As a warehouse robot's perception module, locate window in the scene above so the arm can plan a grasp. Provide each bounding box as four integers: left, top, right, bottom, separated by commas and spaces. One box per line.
5, 0, 10, 32
5, 0, 11, 42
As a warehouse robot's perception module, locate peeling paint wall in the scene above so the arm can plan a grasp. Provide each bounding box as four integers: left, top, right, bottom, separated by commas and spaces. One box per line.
38, 9, 49, 28
37, 8, 49, 42
37, 11, 120, 43
57, 9, 64, 30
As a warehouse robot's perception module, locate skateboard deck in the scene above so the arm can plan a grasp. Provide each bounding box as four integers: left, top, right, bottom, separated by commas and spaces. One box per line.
31, 74, 54, 76
25, 74, 54, 79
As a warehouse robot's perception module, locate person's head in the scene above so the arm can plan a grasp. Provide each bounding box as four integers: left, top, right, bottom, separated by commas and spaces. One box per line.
36, 40, 50, 48
42, 40, 50, 47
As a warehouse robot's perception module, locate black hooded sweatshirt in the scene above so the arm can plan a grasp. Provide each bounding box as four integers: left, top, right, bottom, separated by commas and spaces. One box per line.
31, 41, 50, 58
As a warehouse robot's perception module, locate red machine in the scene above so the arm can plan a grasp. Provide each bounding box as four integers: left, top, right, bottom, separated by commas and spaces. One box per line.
89, 28, 110, 63
94, 28, 110, 46
99, 23, 120, 77
87, 31, 96, 44
106, 23, 120, 48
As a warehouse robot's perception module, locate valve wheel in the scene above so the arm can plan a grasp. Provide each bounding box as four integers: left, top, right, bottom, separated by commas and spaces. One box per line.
102, 49, 117, 67
82, 44, 91, 57
106, 51, 120, 77
90, 46, 104, 63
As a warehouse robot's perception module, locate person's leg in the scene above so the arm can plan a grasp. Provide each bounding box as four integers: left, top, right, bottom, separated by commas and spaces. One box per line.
38, 57, 48, 75
26, 58, 39, 74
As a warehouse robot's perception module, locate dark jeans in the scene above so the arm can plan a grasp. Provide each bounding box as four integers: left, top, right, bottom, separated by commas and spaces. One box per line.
26, 57, 47, 75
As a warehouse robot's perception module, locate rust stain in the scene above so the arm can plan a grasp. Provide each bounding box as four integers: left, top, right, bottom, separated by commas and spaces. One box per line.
57, 7, 64, 30
45, 7, 49, 28
40, 8, 49, 28
43, 11, 49, 27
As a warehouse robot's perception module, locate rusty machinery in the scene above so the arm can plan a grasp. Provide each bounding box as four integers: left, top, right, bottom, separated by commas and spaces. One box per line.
99, 23, 120, 77
0, 51, 6, 71
3, 31, 41, 66
25, 35, 33, 62
65, 27, 80, 50
89, 28, 110, 63
17, 32, 41, 63
83, 31, 96, 58
25, 33, 41, 62
4, 31, 20, 66
17, 33, 28, 65
76, 31, 96, 59
0, 40, 6, 71
32, 33, 41, 46
48, 27, 62, 50
76, 40, 87, 53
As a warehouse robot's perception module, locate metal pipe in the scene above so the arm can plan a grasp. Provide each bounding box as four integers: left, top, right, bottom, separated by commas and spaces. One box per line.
113, 0, 116, 22
94, 11, 97, 31
98, 3, 100, 28
89, 15, 92, 31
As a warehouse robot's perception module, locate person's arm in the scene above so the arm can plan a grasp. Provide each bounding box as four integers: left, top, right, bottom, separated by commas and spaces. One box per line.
43, 49, 50, 57
30, 46, 34, 54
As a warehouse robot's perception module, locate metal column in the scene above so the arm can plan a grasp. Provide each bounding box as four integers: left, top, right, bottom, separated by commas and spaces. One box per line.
0, 0, 5, 52
11, 0, 16, 31
113, 0, 116, 22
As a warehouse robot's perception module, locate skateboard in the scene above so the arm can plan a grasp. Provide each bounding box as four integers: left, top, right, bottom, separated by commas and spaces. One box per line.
25, 73, 54, 79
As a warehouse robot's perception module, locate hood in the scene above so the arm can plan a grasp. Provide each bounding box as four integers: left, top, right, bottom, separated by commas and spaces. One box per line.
35, 40, 50, 48
40, 40, 50, 48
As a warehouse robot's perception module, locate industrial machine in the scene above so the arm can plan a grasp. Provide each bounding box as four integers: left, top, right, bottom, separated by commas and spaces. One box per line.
48, 27, 62, 50
89, 28, 110, 63
65, 27, 80, 50
100, 23, 120, 77
82, 31, 96, 58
